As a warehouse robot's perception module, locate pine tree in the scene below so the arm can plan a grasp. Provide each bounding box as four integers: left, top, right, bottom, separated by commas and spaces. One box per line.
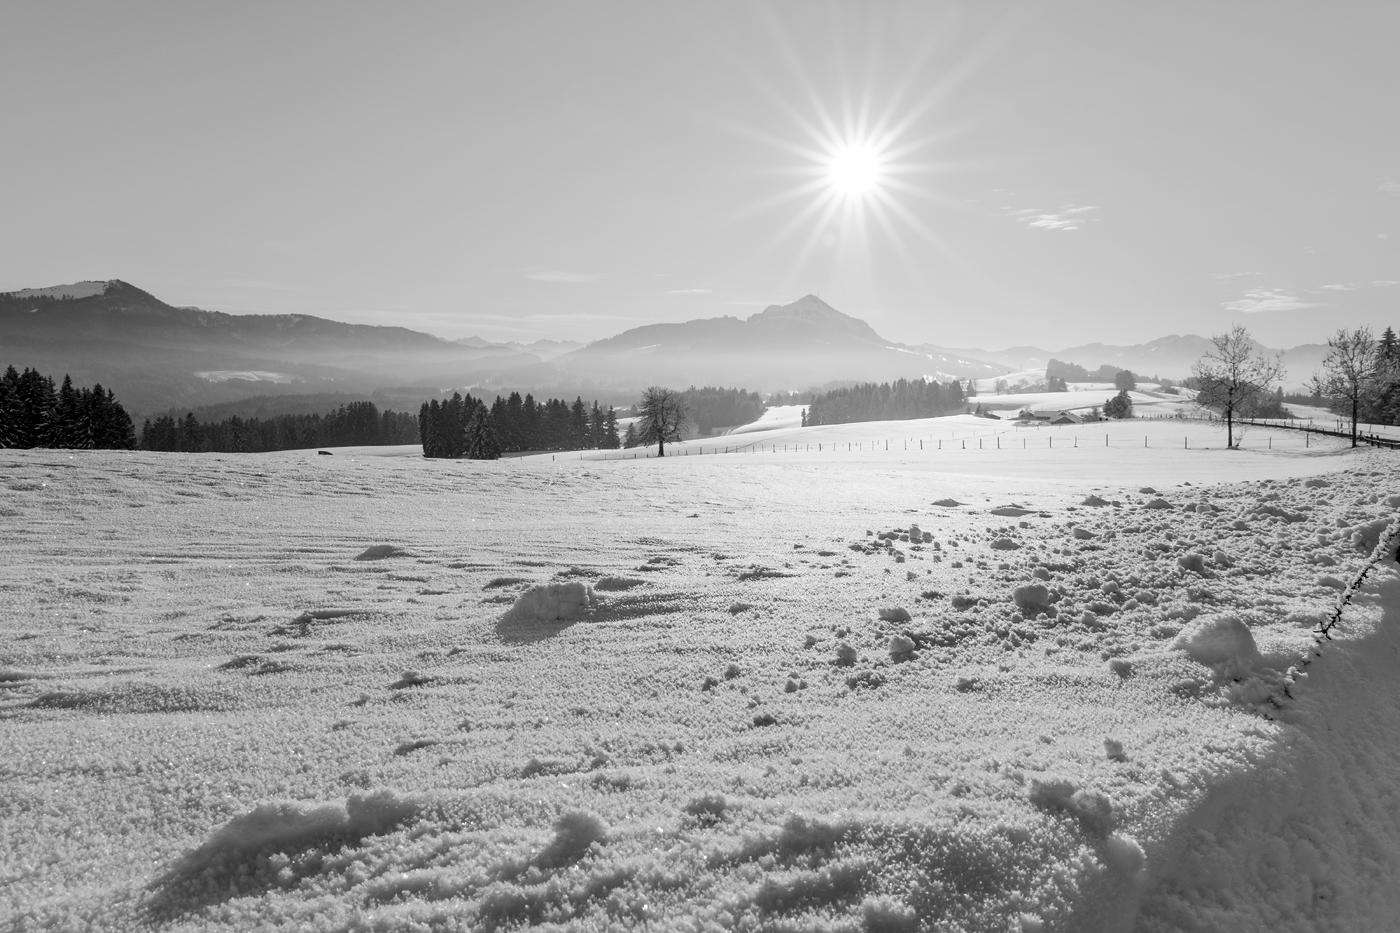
15, 369, 57, 447
521, 393, 539, 451
1378, 326, 1398, 362
55, 375, 80, 448
72, 386, 96, 449
179, 412, 203, 452
588, 400, 604, 448
1103, 390, 1134, 419
0, 367, 18, 448
465, 408, 502, 459
569, 397, 588, 448
623, 422, 637, 448
419, 401, 434, 455
604, 406, 620, 448
110, 391, 136, 449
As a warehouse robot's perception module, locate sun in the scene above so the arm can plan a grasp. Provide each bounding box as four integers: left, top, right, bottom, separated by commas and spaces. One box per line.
826, 141, 884, 198
717, 13, 984, 284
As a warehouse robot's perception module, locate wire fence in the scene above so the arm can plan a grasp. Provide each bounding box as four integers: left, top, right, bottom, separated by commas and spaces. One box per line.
1274, 513, 1400, 708
1158, 412, 1400, 450
557, 416, 1375, 460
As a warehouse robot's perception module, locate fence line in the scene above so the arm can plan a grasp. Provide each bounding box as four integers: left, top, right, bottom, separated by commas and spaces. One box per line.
572, 425, 1369, 460
1273, 514, 1400, 709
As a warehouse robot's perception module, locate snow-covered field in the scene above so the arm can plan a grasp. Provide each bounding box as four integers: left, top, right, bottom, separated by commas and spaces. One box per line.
2, 419, 1398, 932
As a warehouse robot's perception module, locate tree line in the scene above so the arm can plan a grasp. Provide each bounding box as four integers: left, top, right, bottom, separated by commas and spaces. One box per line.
139, 401, 418, 452
801, 378, 968, 426
0, 366, 136, 449
420, 392, 624, 459
662, 386, 765, 436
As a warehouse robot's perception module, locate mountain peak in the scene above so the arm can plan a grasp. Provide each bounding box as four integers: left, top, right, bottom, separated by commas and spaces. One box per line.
747, 294, 888, 345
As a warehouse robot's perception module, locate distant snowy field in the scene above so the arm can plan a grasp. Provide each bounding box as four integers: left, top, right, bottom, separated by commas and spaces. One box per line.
2, 418, 1398, 931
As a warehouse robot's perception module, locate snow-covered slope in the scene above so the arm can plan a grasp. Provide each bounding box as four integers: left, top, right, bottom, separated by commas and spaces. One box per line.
0, 432, 1396, 931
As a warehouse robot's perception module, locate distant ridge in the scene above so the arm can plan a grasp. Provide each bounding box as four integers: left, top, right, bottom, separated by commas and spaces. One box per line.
3, 280, 110, 301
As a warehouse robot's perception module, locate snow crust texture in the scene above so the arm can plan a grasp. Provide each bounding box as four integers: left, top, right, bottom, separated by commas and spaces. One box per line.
0, 427, 1396, 932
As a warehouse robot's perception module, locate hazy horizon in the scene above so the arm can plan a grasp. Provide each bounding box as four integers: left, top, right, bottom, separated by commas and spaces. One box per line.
3, 3, 1397, 349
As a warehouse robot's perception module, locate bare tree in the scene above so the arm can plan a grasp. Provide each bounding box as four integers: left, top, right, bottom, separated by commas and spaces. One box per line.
1191, 325, 1285, 449
636, 386, 688, 457
1311, 326, 1376, 448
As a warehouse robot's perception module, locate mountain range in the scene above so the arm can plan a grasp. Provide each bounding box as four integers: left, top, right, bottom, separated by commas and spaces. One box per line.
943, 336, 1330, 387
1, 280, 1327, 418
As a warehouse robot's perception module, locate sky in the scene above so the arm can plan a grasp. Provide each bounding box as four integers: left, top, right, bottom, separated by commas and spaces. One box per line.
2, 2, 1397, 350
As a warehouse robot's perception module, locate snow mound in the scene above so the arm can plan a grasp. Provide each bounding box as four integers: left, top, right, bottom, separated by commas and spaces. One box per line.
932, 498, 962, 507
169, 789, 420, 876
503, 582, 596, 623
354, 544, 406, 561
1170, 615, 1261, 667
1082, 495, 1109, 507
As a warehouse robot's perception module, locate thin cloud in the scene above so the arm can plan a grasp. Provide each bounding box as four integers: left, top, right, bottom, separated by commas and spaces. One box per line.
524, 269, 602, 284
1320, 283, 1358, 291
1004, 204, 1096, 231
1212, 271, 1260, 279
1223, 288, 1320, 313
1380, 179, 1400, 195
1374, 280, 1400, 287
665, 288, 712, 295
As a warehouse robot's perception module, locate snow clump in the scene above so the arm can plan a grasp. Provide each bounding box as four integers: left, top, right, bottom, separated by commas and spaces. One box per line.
503, 582, 596, 623
1103, 832, 1146, 876
860, 894, 919, 932
1170, 614, 1261, 667
1027, 778, 1116, 835
594, 576, 644, 591
1013, 583, 1053, 613
537, 810, 608, 866
888, 633, 916, 661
